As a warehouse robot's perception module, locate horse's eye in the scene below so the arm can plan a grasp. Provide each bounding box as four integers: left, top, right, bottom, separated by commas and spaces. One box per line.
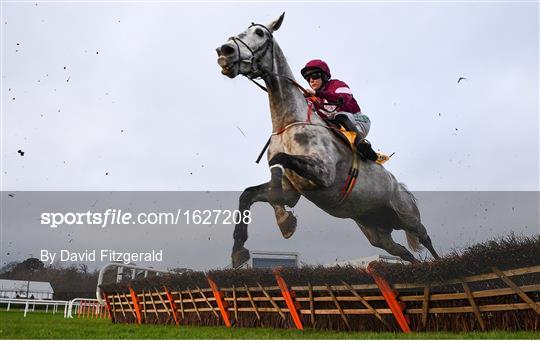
255, 28, 264, 37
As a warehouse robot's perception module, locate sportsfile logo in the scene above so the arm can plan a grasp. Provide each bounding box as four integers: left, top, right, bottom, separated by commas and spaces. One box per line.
41, 209, 154, 228
40, 209, 251, 228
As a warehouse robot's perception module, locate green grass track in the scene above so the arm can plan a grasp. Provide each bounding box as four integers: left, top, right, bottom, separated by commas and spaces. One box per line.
0, 311, 538, 339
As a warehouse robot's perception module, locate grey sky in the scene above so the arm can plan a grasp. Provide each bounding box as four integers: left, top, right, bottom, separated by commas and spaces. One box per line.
1, 2, 539, 270
2, 2, 538, 191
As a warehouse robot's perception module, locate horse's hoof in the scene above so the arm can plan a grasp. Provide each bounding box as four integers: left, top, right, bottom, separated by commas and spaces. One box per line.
278, 212, 297, 239
231, 247, 250, 268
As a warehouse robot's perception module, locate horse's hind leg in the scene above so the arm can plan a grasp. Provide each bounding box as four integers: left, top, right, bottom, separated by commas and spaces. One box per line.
391, 189, 440, 260
357, 223, 418, 263
393, 204, 440, 259
398, 220, 440, 260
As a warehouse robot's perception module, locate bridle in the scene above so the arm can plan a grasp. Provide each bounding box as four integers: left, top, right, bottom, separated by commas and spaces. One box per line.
229, 23, 276, 82
228, 23, 310, 97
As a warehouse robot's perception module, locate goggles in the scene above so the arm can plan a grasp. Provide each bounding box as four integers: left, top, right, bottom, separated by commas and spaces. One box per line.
304, 72, 322, 81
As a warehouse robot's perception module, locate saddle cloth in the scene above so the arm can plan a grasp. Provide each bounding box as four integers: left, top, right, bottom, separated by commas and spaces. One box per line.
326, 120, 392, 165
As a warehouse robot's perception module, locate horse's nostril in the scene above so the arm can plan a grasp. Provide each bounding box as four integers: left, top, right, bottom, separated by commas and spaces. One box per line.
220, 44, 235, 56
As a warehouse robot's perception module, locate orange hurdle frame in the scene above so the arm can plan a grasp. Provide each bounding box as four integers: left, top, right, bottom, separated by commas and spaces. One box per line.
163, 286, 180, 325
367, 264, 410, 333
273, 269, 303, 330
129, 286, 143, 324
207, 276, 232, 327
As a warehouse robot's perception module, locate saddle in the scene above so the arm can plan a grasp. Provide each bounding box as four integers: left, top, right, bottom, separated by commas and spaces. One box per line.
324, 119, 392, 165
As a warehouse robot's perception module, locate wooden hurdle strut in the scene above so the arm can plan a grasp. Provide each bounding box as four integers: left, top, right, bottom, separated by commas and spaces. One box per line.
273, 268, 304, 330
366, 263, 411, 333
103, 292, 115, 322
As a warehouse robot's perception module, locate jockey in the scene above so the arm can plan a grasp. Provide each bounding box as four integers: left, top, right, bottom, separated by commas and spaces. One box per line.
301, 59, 378, 161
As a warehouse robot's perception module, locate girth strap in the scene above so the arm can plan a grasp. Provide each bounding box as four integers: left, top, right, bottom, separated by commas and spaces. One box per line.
337, 147, 360, 205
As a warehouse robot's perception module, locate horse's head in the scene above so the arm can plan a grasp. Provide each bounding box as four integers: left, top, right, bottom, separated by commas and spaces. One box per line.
216, 13, 285, 79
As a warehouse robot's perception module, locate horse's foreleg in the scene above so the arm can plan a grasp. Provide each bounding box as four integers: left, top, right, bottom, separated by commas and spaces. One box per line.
268, 152, 334, 204
269, 152, 335, 186
273, 179, 300, 239
232, 183, 268, 267
232, 182, 300, 268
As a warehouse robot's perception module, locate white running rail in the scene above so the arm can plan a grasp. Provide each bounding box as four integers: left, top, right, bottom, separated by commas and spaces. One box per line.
0, 297, 69, 317
96, 263, 177, 305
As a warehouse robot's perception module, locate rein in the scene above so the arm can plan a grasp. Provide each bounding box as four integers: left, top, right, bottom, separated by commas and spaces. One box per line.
248, 72, 311, 97
232, 23, 360, 203
255, 99, 325, 164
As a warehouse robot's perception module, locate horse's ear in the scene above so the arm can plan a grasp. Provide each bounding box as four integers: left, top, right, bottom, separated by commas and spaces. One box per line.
268, 12, 285, 33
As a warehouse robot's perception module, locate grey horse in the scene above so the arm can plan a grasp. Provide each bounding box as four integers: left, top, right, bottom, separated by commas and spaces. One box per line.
216, 13, 440, 268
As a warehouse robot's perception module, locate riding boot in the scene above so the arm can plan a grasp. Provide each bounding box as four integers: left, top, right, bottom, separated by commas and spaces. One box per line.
334, 114, 379, 162
355, 138, 379, 162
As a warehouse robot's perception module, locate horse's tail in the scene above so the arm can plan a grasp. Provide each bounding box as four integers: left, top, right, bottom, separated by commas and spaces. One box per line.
405, 231, 423, 252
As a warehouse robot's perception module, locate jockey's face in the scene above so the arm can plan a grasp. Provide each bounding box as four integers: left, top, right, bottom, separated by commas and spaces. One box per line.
309, 77, 323, 91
